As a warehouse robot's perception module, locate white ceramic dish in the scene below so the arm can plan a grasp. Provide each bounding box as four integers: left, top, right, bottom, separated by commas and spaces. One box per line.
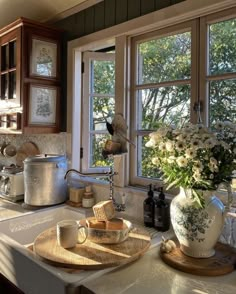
79, 218, 133, 244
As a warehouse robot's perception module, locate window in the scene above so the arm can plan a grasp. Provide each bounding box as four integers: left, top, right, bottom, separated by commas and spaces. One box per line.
81, 51, 115, 173
200, 9, 236, 126
71, 3, 236, 188
131, 8, 236, 186
130, 21, 197, 185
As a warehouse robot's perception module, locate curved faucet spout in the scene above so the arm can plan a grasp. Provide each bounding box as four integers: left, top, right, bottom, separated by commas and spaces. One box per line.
64, 168, 114, 180
64, 168, 125, 211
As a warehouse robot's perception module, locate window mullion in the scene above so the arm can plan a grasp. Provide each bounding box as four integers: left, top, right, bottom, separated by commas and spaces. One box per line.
135, 79, 191, 90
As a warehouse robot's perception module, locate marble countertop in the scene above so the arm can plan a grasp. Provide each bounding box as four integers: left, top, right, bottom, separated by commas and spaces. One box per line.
0, 198, 30, 220
1, 199, 236, 294
82, 243, 236, 294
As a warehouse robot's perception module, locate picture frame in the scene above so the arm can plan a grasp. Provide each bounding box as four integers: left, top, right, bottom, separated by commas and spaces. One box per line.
29, 85, 57, 125
31, 38, 57, 78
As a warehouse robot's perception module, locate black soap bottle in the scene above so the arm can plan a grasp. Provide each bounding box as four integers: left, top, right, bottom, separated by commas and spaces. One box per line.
154, 187, 170, 232
143, 184, 155, 227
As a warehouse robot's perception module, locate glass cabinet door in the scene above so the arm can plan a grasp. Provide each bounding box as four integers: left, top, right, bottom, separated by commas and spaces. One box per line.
0, 39, 17, 100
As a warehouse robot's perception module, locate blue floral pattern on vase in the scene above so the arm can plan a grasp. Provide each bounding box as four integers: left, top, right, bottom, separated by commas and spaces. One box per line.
173, 203, 213, 242
170, 187, 226, 258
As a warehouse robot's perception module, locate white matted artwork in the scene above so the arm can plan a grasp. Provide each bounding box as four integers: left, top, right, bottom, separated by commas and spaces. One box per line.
31, 39, 57, 77
29, 85, 57, 125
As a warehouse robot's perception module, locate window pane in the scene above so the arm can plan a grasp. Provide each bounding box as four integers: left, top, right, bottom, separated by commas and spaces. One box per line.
209, 79, 236, 124
137, 85, 190, 130
209, 18, 236, 75
90, 134, 111, 167
137, 32, 191, 84
137, 135, 162, 178
91, 96, 115, 131
92, 60, 115, 94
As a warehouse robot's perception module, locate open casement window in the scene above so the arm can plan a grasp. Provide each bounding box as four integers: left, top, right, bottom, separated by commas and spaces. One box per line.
130, 20, 198, 186
81, 51, 115, 173
200, 7, 236, 127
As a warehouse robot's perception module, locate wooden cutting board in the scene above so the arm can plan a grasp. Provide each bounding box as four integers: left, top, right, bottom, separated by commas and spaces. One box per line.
33, 227, 151, 270
160, 242, 236, 276
16, 142, 40, 167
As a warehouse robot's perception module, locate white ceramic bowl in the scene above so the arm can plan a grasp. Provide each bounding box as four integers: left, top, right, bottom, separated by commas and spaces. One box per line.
79, 218, 132, 244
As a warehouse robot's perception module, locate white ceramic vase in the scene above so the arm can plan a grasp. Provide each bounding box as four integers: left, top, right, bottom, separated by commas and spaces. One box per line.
170, 187, 226, 258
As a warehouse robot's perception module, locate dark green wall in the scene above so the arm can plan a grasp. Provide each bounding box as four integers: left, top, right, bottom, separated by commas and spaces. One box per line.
55, 0, 185, 40
56, 0, 186, 131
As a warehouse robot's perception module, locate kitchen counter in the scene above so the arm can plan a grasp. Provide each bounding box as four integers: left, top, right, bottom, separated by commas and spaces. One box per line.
0, 198, 31, 220
0, 199, 236, 294
82, 243, 236, 294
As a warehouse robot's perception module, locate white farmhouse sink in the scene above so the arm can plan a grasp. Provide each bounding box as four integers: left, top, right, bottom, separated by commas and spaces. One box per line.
0, 205, 107, 294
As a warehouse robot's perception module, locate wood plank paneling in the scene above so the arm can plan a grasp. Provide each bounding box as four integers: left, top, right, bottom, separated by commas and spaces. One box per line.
76, 11, 85, 38
141, 0, 155, 16
105, 0, 116, 28
94, 1, 105, 31
116, 0, 128, 24
85, 6, 95, 35
172, 0, 185, 4
128, 0, 141, 20
155, 0, 172, 10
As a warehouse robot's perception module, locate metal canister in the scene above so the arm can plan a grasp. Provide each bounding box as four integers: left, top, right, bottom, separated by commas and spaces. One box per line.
23, 154, 68, 206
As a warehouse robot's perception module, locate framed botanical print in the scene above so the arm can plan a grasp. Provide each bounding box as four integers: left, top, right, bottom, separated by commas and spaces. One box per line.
31, 38, 57, 78
29, 85, 57, 125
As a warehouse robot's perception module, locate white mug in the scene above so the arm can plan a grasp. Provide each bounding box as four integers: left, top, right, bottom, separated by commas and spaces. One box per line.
57, 220, 87, 249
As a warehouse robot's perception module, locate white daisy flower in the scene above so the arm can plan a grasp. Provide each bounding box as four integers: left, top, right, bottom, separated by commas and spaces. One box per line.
193, 161, 203, 171
185, 148, 196, 159
215, 121, 224, 130
152, 157, 160, 166
193, 171, 202, 181
176, 141, 185, 151
159, 142, 166, 151
209, 163, 219, 173
145, 139, 156, 147
176, 156, 188, 167
204, 138, 216, 149
167, 156, 176, 164
190, 138, 202, 150
166, 141, 174, 152
210, 157, 217, 165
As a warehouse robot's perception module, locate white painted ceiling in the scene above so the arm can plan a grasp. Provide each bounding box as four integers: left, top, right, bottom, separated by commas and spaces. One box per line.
0, 0, 90, 28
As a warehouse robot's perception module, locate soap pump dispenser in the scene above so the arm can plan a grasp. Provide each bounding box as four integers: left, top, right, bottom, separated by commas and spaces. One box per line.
154, 187, 170, 232
143, 184, 155, 227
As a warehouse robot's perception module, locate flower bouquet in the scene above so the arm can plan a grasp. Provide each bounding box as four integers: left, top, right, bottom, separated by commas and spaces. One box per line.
146, 121, 236, 207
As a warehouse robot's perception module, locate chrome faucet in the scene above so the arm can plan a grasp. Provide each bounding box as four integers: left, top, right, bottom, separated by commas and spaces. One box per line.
64, 167, 126, 211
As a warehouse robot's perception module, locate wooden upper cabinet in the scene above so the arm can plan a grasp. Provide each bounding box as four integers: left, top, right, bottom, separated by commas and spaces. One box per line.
0, 17, 62, 134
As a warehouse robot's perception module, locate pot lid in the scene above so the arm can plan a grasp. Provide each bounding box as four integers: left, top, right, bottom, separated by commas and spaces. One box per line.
24, 154, 66, 162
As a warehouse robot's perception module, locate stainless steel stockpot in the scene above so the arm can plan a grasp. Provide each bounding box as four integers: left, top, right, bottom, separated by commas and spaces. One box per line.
23, 154, 68, 206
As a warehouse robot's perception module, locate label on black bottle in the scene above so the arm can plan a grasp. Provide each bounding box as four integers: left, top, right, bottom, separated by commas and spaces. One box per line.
154, 207, 163, 227
144, 204, 153, 225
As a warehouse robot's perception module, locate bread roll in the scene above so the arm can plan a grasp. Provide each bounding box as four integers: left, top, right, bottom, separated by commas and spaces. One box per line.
86, 218, 106, 230
106, 218, 124, 230
93, 200, 115, 221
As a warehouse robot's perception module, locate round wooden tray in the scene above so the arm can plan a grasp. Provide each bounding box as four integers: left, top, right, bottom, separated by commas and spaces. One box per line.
33, 226, 151, 270
16, 142, 40, 167
160, 242, 236, 276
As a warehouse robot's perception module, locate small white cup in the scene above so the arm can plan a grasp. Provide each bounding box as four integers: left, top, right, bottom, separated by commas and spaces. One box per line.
57, 220, 87, 249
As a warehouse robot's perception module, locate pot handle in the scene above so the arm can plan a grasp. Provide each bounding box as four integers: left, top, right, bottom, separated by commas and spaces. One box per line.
219, 182, 233, 212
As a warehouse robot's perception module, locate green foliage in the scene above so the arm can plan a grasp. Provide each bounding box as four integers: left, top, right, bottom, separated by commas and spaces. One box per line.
91, 20, 236, 178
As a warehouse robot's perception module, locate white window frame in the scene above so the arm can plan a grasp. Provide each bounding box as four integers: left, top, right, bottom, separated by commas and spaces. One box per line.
67, 0, 236, 187
130, 20, 199, 186
199, 6, 236, 127
81, 51, 115, 173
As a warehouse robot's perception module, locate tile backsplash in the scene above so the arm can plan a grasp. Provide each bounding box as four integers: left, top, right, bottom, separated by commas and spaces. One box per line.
0, 133, 67, 166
